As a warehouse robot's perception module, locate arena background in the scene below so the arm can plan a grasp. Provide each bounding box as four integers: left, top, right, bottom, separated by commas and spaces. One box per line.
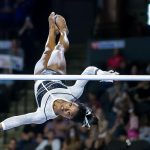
0, 0, 150, 150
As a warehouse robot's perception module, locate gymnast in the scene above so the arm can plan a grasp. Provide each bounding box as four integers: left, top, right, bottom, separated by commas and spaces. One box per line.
0, 12, 118, 131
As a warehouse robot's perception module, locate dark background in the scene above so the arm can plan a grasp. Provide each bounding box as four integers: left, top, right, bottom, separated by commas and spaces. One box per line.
0, 0, 150, 150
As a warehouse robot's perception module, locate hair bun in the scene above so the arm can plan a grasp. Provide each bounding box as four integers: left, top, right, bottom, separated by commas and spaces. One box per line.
87, 115, 98, 126
72, 102, 98, 128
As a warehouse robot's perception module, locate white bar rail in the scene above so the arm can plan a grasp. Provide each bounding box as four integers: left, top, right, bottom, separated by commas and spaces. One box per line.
0, 74, 149, 81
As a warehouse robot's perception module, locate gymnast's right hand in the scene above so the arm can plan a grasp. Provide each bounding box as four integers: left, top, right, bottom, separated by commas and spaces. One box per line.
107, 70, 119, 75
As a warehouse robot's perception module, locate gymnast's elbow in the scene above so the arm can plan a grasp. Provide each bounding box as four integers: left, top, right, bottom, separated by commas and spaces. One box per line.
32, 111, 46, 124
85, 66, 98, 71
84, 66, 98, 74
86, 66, 97, 70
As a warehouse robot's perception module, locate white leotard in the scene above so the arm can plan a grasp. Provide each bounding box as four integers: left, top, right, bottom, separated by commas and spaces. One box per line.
1, 66, 104, 130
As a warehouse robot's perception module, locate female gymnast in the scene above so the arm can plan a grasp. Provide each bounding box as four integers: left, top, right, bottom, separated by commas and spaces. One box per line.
0, 12, 118, 131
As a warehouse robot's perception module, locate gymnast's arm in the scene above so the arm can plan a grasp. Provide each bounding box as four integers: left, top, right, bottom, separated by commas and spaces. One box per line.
0, 108, 46, 131
71, 66, 118, 92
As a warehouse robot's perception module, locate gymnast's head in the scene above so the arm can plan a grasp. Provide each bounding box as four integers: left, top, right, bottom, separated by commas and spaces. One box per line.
54, 99, 98, 127
71, 102, 98, 128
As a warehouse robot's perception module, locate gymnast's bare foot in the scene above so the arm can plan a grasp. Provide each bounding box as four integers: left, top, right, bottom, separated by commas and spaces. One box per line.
55, 14, 69, 35
48, 12, 59, 34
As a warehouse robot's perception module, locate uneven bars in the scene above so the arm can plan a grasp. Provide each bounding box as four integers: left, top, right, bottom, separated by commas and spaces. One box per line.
0, 74, 150, 81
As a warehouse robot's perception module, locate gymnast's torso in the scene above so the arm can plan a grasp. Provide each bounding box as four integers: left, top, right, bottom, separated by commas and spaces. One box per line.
34, 80, 84, 120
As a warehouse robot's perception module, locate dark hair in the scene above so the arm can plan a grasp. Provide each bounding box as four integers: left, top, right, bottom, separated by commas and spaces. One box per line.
72, 103, 98, 127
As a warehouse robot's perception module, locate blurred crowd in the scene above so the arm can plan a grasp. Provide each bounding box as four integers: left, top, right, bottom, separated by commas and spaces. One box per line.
93, 0, 150, 39
0, 0, 38, 72
0, 0, 35, 38
0, 0, 39, 114
3, 49, 150, 150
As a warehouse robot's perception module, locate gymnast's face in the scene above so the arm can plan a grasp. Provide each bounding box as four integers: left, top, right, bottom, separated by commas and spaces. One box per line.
58, 101, 79, 119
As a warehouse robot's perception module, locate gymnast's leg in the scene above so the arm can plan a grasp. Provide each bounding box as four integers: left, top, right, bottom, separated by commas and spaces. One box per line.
34, 12, 69, 75
46, 14, 69, 74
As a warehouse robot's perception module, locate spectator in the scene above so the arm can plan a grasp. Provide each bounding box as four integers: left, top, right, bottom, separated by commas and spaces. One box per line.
83, 129, 96, 150
44, 118, 69, 140
18, 16, 37, 73
139, 115, 150, 143
127, 109, 139, 141
86, 91, 101, 110
107, 49, 124, 70
94, 137, 106, 150
35, 133, 45, 147
118, 60, 128, 75
36, 129, 61, 150
35, 133, 44, 145
113, 91, 133, 119
10, 39, 24, 73
0, 0, 15, 37
134, 81, 150, 117
62, 126, 83, 150
11, 39, 24, 57
96, 108, 108, 134
9, 39, 25, 102
17, 131, 37, 150
127, 64, 140, 92
14, 0, 35, 28
6, 137, 18, 150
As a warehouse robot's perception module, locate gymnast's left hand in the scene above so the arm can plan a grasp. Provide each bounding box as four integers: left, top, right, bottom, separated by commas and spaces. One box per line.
100, 70, 119, 83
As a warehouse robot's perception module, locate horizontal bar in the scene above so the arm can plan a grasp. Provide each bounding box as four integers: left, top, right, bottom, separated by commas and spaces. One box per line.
0, 74, 149, 81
